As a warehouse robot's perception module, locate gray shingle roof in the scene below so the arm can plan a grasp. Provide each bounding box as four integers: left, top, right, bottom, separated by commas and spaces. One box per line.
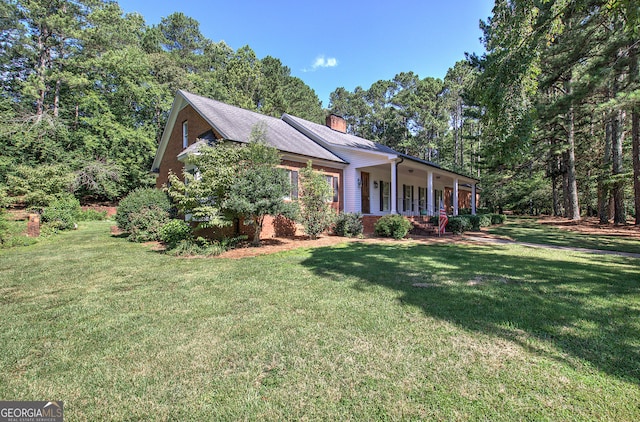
282, 113, 398, 155
179, 90, 345, 163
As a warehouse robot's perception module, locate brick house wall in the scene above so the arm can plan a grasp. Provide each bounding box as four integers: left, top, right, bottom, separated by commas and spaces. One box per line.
156, 105, 221, 188
155, 106, 345, 240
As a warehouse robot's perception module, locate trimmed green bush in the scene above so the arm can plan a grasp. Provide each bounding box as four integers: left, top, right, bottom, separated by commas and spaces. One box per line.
159, 219, 193, 249
468, 215, 481, 231
127, 206, 170, 242
446, 216, 472, 234
333, 212, 363, 237
41, 195, 81, 231
115, 188, 172, 233
375, 214, 412, 239
479, 214, 492, 228
491, 213, 507, 224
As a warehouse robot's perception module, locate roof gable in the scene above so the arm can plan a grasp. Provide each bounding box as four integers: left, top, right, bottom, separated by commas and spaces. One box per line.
178, 90, 345, 163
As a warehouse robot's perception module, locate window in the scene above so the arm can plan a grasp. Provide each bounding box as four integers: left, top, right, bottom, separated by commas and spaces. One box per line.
285, 170, 299, 200
182, 121, 188, 148
435, 189, 443, 209
380, 181, 390, 212
324, 175, 339, 202
403, 184, 414, 212
418, 187, 426, 213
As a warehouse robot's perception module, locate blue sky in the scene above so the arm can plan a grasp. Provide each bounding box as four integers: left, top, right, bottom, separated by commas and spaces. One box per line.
119, 0, 495, 108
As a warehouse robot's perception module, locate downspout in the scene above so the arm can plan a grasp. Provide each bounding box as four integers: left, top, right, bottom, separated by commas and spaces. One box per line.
395, 157, 404, 214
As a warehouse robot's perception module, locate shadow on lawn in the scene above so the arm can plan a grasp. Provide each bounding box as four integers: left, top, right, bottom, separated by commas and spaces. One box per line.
301, 242, 640, 384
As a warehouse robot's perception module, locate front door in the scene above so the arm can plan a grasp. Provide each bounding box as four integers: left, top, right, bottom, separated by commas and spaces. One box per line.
361, 172, 370, 214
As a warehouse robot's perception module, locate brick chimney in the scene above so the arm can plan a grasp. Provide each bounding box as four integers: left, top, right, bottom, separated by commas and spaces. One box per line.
326, 114, 347, 133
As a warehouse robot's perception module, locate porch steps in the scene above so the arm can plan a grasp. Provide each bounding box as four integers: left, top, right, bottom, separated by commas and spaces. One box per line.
407, 216, 453, 237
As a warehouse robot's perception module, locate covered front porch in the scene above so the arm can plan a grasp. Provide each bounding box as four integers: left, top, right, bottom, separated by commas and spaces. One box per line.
346, 158, 478, 217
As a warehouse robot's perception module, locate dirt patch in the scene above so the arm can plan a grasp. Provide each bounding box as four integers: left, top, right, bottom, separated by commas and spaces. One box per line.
217, 234, 467, 259
536, 216, 640, 238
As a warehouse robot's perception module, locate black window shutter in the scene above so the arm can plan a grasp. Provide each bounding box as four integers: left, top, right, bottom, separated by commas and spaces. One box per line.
411, 186, 415, 211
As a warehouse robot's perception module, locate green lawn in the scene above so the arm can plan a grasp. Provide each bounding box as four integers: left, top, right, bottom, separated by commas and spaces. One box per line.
487, 217, 640, 254
1, 221, 639, 420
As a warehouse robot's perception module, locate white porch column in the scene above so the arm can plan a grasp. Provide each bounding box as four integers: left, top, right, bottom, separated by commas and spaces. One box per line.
427, 170, 434, 216
453, 178, 459, 216
390, 162, 397, 214
471, 184, 477, 215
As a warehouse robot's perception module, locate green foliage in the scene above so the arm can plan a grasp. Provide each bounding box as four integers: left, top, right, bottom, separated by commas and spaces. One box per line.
374, 214, 412, 239
41, 195, 81, 232
77, 209, 108, 221
478, 214, 492, 228
165, 235, 247, 257
468, 215, 481, 231
115, 187, 172, 232
5, 164, 74, 207
333, 212, 364, 238
2, 1, 325, 206
168, 130, 297, 246
0, 210, 8, 245
491, 213, 507, 225
159, 219, 193, 249
299, 161, 334, 239
445, 216, 472, 234
71, 159, 124, 202
127, 206, 169, 242
224, 134, 298, 245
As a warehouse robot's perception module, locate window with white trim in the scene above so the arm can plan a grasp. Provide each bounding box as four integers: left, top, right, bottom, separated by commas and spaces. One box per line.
285, 170, 299, 200
380, 180, 390, 212
182, 121, 188, 148
324, 175, 339, 202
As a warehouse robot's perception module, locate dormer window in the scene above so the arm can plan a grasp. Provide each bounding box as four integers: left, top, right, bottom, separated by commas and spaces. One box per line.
182, 121, 188, 148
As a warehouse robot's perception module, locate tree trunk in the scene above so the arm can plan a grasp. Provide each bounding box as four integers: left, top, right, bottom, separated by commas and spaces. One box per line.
612, 109, 626, 224
562, 153, 569, 218
598, 117, 612, 223
564, 77, 580, 220
53, 78, 61, 117
35, 26, 50, 118
630, 43, 640, 225
251, 216, 264, 246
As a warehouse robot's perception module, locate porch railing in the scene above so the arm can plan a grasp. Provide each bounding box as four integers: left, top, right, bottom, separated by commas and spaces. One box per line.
396, 199, 435, 217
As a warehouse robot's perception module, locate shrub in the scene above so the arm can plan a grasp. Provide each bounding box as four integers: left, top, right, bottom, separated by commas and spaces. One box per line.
374, 214, 412, 239
115, 188, 172, 233
159, 219, 193, 249
127, 206, 169, 242
468, 214, 481, 231
5, 164, 75, 208
0, 210, 8, 245
41, 195, 81, 231
491, 213, 507, 224
77, 209, 108, 221
479, 214, 492, 228
446, 216, 472, 234
166, 235, 247, 257
299, 161, 334, 239
333, 212, 363, 237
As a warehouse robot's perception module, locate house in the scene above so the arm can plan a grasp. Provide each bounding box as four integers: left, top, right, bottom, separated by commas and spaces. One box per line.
152, 90, 479, 237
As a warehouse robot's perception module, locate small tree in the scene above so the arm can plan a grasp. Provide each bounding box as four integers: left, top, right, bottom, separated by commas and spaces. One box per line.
166, 122, 297, 246
299, 161, 334, 239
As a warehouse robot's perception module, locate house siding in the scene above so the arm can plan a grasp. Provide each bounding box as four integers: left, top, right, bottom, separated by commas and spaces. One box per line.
331, 147, 393, 213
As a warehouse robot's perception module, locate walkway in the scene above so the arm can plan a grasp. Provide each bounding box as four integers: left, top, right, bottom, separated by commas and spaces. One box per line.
463, 235, 640, 259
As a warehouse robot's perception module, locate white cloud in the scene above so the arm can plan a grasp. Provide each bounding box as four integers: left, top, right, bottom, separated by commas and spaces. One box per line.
303, 55, 338, 72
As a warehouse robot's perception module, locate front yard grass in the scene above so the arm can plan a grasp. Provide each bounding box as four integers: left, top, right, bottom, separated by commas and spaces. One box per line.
1, 221, 639, 420
487, 216, 640, 254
